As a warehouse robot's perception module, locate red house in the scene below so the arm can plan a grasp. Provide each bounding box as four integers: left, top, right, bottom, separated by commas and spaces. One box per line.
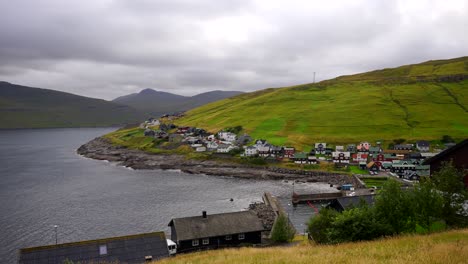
284, 147, 295, 159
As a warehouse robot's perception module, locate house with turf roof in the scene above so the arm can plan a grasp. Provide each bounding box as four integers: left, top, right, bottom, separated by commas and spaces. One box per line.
381, 162, 393, 171
369, 146, 382, 156
293, 152, 308, 164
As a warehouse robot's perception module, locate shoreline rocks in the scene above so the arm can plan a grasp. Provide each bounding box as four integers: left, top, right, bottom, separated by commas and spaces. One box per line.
77, 137, 362, 186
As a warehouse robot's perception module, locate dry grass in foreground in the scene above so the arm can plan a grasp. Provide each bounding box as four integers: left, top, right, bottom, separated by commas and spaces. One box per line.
155, 229, 468, 264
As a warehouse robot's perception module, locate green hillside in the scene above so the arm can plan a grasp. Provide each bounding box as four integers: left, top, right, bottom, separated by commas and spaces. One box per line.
0, 82, 145, 129
175, 57, 468, 148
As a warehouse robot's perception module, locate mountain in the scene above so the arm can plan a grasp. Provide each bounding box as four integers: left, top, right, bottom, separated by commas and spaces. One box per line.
0, 82, 145, 129
174, 57, 468, 148
113, 89, 243, 116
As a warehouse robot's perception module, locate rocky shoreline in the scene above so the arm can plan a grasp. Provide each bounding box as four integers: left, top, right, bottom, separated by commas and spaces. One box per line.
77, 137, 362, 186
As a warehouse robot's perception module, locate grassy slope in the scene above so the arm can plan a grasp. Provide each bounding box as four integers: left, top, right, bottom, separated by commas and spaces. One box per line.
156, 229, 468, 264
175, 57, 468, 149
0, 82, 145, 128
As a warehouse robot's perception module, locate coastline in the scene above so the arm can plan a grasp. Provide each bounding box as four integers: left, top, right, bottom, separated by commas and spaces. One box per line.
77, 137, 363, 186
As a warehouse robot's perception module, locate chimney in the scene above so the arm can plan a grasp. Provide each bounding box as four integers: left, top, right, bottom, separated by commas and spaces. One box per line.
202, 211, 207, 218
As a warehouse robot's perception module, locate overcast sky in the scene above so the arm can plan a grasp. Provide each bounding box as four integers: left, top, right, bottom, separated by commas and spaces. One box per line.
1, 0, 467, 100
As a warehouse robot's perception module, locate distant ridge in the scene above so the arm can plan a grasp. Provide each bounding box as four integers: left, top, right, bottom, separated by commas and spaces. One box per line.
113, 89, 243, 116
0, 82, 145, 129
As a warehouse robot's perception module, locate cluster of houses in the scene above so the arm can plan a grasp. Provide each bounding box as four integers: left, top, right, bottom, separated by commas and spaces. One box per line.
141, 118, 459, 181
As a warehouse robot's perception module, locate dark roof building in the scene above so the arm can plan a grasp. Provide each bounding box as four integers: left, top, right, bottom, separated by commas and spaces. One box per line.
423, 139, 468, 189
168, 211, 264, 253
18, 231, 169, 264
327, 195, 376, 212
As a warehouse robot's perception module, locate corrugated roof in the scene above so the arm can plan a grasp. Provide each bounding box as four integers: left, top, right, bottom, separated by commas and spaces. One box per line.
169, 211, 264, 241
19, 231, 168, 264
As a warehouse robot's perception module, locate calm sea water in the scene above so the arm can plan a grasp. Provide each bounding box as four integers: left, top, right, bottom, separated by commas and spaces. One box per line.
0, 128, 332, 263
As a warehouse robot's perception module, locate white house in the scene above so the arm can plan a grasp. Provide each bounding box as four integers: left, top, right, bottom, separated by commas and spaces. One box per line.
254, 139, 268, 148
207, 141, 219, 150
308, 155, 318, 164
315, 143, 327, 154
332, 151, 350, 163
195, 146, 207, 152
217, 144, 237, 153
257, 145, 271, 157
335, 146, 344, 151
244, 146, 258, 157
218, 132, 237, 142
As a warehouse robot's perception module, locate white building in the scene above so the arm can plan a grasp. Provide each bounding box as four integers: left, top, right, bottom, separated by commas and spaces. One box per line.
332, 151, 350, 163
244, 146, 258, 157
218, 132, 237, 142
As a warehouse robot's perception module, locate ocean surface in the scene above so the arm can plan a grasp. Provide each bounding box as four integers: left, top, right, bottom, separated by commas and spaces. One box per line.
0, 128, 334, 263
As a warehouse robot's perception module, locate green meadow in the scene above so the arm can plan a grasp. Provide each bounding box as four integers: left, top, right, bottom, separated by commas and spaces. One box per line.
176, 57, 468, 149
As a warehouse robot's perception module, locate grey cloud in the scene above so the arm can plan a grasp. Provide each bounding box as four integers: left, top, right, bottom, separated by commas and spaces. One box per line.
0, 0, 467, 100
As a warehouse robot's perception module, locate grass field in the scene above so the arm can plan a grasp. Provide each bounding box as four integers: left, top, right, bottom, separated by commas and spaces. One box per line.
174, 57, 468, 149
155, 228, 468, 264
359, 177, 389, 189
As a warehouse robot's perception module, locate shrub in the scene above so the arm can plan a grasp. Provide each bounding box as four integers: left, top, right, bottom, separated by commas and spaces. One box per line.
307, 208, 337, 244
271, 213, 295, 243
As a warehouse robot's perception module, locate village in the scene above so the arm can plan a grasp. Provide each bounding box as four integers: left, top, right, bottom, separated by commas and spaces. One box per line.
18, 116, 467, 263
140, 116, 454, 183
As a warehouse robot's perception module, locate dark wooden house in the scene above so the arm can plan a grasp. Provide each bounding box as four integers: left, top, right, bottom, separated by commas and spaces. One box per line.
18, 231, 169, 264
367, 161, 380, 172
168, 211, 264, 253
423, 139, 468, 189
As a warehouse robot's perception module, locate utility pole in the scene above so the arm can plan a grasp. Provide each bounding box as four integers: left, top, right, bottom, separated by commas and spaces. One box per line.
313, 72, 316, 83
54, 225, 58, 245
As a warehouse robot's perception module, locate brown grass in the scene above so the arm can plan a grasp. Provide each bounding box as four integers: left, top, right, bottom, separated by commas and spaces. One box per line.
155, 229, 468, 264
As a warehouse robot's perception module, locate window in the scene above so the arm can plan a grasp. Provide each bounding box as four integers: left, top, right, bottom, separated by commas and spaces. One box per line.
99, 245, 107, 255
238, 233, 245, 240
192, 239, 199, 246
225, 235, 232, 241
202, 238, 209, 245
